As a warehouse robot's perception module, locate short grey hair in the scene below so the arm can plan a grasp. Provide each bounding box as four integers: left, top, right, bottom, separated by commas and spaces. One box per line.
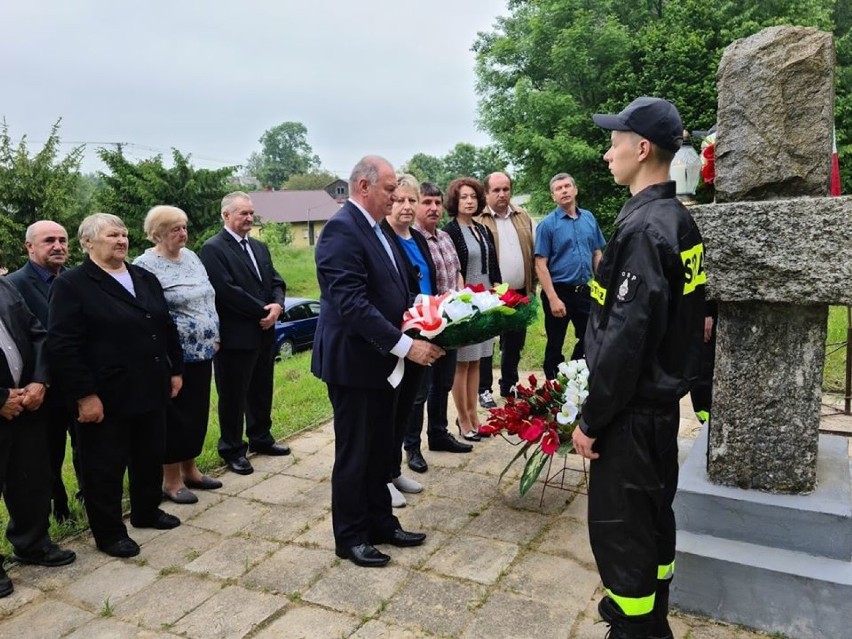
77, 213, 127, 253
25, 220, 67, 243
144, 205, 188, 243
221, 191, 251, 216
549, 173, 576, 191
349, 155, 392, 191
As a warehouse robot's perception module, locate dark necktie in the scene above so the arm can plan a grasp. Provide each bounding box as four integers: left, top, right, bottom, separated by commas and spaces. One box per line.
240, 239, 261, 280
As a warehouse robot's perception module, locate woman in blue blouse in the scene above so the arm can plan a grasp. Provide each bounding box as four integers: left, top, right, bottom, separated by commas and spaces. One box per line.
134, 206, 221, 504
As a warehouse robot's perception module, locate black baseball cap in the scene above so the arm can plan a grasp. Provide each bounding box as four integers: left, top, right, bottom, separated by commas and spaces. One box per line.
592, 97, 684, 152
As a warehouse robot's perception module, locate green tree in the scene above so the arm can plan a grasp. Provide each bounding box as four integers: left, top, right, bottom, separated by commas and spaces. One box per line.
474, 0, 847, 231
0, 119, 84, 268
401, 153, 445, 185
247, 122, 321, 188
283, 170, 339, 190
96, 147, 236, 257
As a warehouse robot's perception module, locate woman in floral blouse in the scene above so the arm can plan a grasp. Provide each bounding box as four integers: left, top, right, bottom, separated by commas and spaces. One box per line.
134, 206, 221, 504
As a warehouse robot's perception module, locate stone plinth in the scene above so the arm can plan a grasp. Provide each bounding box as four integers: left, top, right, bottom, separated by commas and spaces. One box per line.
708, 302, 827, 492
673, 426, 852, 639
715, 26, 835, 202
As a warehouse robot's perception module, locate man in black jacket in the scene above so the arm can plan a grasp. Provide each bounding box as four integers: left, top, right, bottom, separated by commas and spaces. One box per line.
0, 277, 76, 597
7, 220, 82, 520
200, 192, 289, 475
573, 97, 706, 639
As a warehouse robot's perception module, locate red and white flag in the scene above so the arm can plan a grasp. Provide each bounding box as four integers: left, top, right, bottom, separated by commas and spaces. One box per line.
830, 126, 841, 196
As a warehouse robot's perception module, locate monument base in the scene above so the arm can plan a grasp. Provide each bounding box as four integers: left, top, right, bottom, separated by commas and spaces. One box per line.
672, 426, 852, 639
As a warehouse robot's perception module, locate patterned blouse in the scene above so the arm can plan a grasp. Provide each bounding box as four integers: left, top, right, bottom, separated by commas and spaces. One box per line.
133, 248, 219, 362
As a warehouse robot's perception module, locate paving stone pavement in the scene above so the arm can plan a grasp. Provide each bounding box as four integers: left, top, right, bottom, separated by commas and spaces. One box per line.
1, 395, 816, 639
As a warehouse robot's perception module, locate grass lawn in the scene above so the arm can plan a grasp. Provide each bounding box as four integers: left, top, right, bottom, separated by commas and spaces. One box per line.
1, 243, 848, 552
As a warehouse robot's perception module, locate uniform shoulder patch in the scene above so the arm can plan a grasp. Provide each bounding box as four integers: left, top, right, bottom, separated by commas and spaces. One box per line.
615, 271, 640, 303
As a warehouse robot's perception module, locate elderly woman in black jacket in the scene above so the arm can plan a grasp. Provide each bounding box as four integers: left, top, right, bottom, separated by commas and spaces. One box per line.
48, 213, 184, 558
443, 177, 502, 441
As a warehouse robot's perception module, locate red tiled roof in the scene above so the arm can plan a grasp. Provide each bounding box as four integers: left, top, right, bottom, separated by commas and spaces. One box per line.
248, 190, 341, 224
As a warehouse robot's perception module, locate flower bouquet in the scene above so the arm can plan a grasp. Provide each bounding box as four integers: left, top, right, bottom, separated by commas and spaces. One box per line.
480, 359, 589, 496
401, 283, 537, 349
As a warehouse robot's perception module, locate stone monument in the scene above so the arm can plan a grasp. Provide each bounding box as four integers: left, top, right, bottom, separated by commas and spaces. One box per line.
671, 26, 852, 639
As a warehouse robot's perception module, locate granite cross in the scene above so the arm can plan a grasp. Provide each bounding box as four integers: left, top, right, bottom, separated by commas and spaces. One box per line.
689, 25, 852, 493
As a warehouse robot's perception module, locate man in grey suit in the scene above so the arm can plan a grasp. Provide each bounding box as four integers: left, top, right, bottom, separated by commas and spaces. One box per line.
7, 220, 82, 521
200, 192, 289, 476
0, 276, 76, 598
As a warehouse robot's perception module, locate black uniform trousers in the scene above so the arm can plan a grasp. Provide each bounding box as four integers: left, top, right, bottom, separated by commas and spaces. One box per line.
588, 403, 679, 610
327, 383, 400, 547
76, 408, 166, 547
426, 349, 458, 441
541, 284, 591, 379
0, 410, 52, 558
213, 341, 276, 461
165, 359, 213, 464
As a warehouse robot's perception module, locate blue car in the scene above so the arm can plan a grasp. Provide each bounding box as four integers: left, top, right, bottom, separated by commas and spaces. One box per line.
274, 297, 320, 359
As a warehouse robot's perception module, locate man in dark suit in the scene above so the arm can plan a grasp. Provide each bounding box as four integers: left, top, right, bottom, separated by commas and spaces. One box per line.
0, 277, 76, 598
312, 156, 443, 568
200, 192, 289, 476
7, 220, 82, 521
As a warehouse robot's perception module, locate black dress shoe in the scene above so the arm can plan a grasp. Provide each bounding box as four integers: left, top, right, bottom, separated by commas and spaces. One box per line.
13, 543, 76, 567
98, 537, 140, 558
371, 528, 427, 547
428, 434, 473, 453
0, 565, 12, 598
249, 443, 291, 456
405, 448, 428, 473
226, 456, 254, 475
131, 510, 181, 530
335, 543, 391, 567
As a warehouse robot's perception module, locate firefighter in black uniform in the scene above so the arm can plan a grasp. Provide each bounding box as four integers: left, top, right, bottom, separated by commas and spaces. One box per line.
573, 97, 706, 639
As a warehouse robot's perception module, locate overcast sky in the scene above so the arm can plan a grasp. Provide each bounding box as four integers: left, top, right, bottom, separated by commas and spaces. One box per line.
2, 0, 509, 178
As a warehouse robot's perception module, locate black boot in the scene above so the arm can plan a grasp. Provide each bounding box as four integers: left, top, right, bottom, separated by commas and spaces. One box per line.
650, 579, 674, 639
598, 596, 654, 639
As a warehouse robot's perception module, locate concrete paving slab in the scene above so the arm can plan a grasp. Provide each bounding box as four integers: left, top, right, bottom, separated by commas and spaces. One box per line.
381, 571, 485, 637
348, 619, 430, 638
63, 558, 160, 611
0, 581, 42, 616
291, 512, 335, 550
138, 524, 223, 570
461, 504, 551, 546
64, 617, 180, 638
422, 535, 518, 585
460, 589, 576, 639
6, 539, 112, 592
214, 470, 274, 497
242, 544, 333, 594
237, 474, 316, 505
280, 454, 333, 481
303, 563, 410, 617
403, 495, 477, 533
424, 468, 498, 506
252, 604, 360, 639
250, 503, 327, 542
188, 497, 271, 536
185, 535, 279, 579
379, 530, 449, 569
171, 584, 285, 639
245, 452, 297, 474
500, 551, 599, 610
533, 515, 596, 569
111, 573, 221, 629
0, 600, 93, 639
159, 488, 227, 520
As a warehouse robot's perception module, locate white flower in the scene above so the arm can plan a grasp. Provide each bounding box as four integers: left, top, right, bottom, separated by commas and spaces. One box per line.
442, 298, 475, 322
556, 401, 579, 425
557, 361, 571, 377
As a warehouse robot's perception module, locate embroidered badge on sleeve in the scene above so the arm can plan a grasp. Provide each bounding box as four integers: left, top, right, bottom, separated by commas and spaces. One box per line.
615, 271, 640, 303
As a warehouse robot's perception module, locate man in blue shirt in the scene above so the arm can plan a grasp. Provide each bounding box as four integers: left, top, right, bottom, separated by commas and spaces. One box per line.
534, 173, 606, 379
